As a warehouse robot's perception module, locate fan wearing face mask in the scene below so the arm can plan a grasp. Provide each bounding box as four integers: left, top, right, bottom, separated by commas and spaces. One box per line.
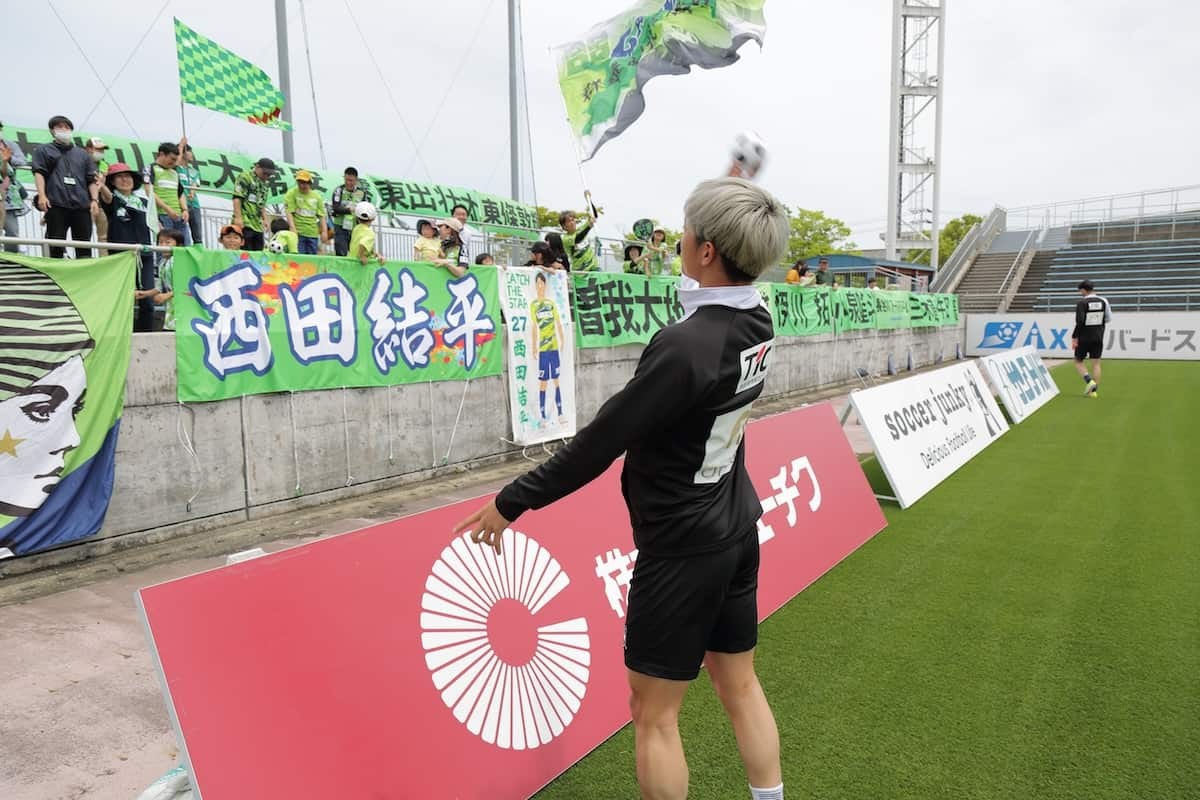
31, 115, 98, 259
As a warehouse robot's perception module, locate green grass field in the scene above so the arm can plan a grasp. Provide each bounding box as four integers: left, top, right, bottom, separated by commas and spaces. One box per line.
535, 361, 1200, 800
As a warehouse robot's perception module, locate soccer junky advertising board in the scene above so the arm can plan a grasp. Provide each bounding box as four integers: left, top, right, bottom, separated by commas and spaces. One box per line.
849, 361, 1010, 509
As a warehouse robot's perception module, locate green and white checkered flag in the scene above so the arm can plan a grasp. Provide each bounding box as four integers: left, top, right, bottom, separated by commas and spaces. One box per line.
174, 18, 292, 130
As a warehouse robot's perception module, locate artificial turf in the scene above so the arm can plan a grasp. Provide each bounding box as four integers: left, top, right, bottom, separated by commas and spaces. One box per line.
534, 361, 1200, 799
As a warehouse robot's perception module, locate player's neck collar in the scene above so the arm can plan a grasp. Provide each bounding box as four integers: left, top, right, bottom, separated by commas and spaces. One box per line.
678, 280, 764, 321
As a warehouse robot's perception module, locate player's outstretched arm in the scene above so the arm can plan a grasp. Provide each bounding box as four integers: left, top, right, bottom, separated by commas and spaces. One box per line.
456, 330, 697, 553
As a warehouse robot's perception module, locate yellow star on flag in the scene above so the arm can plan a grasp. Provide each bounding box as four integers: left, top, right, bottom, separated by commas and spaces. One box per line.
0, 429, 23, 457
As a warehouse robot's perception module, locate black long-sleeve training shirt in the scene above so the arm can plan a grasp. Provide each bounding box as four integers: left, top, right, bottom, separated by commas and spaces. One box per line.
1072, 293, 1112, 340
495, 286, 774, 557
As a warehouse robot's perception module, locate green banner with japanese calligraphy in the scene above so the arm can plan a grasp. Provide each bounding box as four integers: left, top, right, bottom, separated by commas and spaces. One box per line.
173, 250, 503, 403
6, 126, 538, 233
762, 284, 833, 336
831, 287, 878, 332
571, 272, 683, 347
873, 290, 912, 330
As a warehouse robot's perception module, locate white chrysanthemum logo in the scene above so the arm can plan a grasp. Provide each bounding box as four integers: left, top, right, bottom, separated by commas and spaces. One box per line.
421, 529, 591, 750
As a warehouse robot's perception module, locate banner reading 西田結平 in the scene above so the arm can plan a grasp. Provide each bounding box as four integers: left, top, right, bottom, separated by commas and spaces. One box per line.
6, 126, 539, 236
0, 252, 135, 557
500, 268, 578, 445
173, 250, 503, 403
571, 272, 683, 347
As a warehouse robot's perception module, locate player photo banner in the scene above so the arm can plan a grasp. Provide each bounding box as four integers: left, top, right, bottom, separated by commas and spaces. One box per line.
173, 250, 503, 403
978, 346, 1059, 424
500, 268, 578, 445
0, 253, 135, 557
849, 361, 1010, 509
137, 402, 885, 800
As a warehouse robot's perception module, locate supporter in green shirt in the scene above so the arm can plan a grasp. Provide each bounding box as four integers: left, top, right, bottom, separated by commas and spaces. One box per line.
623, 244, 650, 277
559, 191, 599, 272
151, 142, 190, 245
177, 139, 204, 246
285, 169, 327, 255
646, 228, 670, 276
270, 218, 298, 254
232, 157, 277, 251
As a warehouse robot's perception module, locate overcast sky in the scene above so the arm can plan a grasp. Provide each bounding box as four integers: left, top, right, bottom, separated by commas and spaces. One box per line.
7, 0, 1199, 244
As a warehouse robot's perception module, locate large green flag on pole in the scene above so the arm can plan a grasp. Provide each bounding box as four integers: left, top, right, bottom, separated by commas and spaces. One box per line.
553, 0, 767, 161
174, 18, 292, 130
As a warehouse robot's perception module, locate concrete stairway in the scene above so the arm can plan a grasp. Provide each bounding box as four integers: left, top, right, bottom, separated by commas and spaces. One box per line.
1008, 252, 1058, 311
955, 251, 1018, 312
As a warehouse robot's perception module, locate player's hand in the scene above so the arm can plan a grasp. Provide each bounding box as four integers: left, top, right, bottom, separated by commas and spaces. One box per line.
452, 500, 512, 556
1071, 339, 1078, 350
38, 194, 51, 212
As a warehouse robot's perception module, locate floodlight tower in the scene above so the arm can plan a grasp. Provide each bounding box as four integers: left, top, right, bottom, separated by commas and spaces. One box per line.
885, 0, 946, 270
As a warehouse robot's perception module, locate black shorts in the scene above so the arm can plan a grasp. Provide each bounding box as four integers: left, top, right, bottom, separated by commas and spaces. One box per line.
242, 228, 265, 251
624, 530, 760, 681
1075, 336, 1103, 361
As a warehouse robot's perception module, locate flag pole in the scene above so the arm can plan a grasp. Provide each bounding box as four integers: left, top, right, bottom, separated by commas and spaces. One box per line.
508, 0, 521, 203
548, 44, 599, 218
275, 0, 295, 163
179, 101, 188, 140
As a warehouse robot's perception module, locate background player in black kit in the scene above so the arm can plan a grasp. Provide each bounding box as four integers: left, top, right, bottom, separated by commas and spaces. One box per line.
454, 177, 791, 800
1072, 280, 1112, 397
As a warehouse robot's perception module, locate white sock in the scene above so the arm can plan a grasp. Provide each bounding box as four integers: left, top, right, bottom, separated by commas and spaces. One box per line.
750, 783, 783, 800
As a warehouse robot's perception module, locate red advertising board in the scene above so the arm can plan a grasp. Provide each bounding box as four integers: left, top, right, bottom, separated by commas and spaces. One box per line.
138, 402, 886, 800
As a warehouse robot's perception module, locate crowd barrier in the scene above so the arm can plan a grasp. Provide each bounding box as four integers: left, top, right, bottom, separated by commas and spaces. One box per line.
138, 404, 888, 800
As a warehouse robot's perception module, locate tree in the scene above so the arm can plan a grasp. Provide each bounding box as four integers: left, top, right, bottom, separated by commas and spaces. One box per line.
535, 206, 562, 230
785, 207, 856, 264
906, 213, 983, 266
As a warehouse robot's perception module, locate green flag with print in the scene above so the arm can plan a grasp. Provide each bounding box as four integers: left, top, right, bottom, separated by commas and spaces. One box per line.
553, 0, 766, 160
174, 18, 292, 130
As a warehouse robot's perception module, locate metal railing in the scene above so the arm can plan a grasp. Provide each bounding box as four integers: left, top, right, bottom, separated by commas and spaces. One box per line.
980, 288, 1200, 312
930, 206, 1005, 293
1005, 184, 1200, 232
995, 230, 1037, 311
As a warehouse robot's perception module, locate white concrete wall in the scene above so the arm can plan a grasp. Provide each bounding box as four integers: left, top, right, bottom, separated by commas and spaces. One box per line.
62, 322, 964, 558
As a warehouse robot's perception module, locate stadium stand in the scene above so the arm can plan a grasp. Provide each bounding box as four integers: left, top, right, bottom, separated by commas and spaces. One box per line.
946, 199, 1200, 313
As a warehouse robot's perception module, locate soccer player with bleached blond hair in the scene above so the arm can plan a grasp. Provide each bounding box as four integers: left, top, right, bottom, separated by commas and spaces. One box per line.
456, 175, 790, 800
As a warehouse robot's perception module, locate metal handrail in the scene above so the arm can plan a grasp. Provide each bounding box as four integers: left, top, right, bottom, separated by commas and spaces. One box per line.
997, 230, 1036, 297
931, 206, 1005, 293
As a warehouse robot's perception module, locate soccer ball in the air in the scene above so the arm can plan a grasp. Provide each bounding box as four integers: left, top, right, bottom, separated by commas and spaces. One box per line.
267, 238, 285, 254
731, 130, 767, 178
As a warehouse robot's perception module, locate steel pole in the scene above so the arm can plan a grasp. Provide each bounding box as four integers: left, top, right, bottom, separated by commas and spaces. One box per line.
276, 0, 295, 163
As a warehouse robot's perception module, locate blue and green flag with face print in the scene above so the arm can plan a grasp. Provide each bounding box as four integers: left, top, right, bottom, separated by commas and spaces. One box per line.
0, 252, 135, 556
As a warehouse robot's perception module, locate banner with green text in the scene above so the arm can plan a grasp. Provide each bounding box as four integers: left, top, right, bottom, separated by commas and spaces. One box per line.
174, 250, 503, 403
6, 126, 538, 235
